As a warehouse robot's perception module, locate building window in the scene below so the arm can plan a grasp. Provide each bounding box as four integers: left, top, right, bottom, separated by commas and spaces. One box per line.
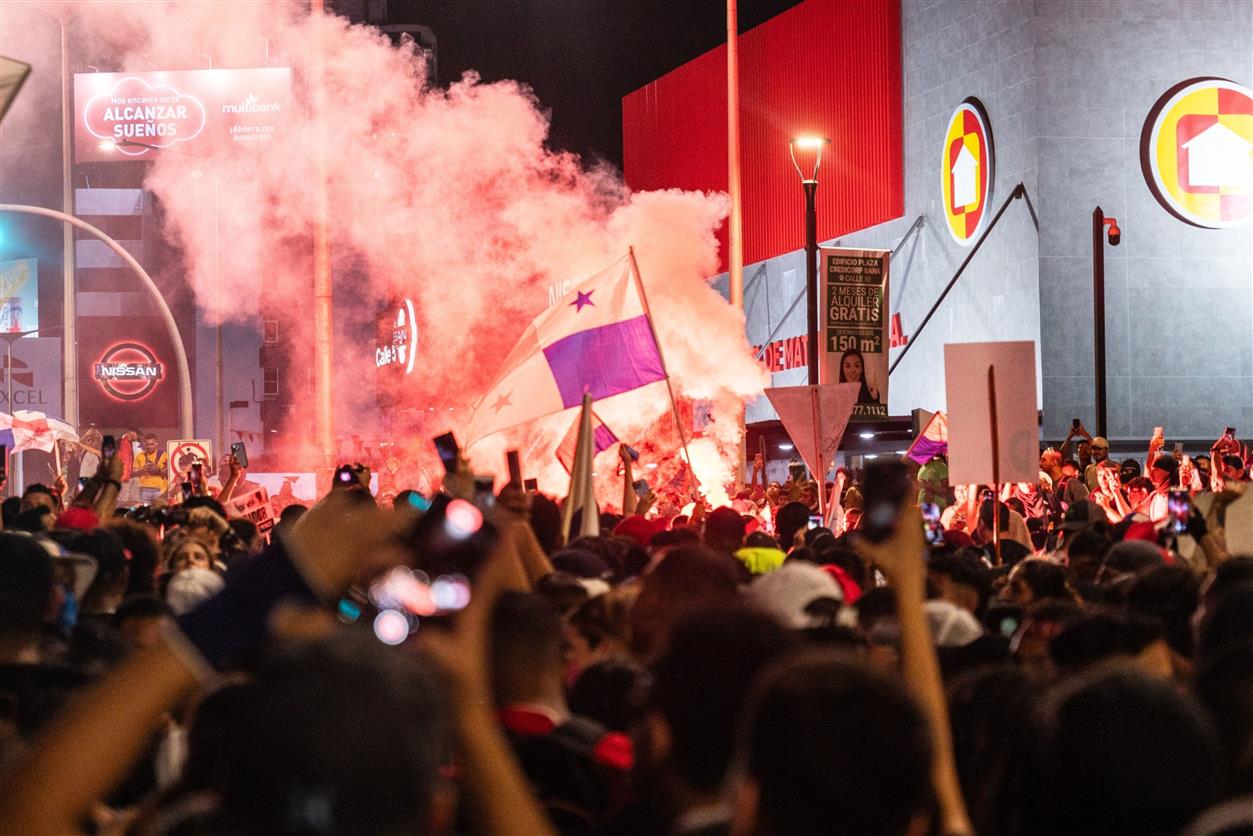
263, 367, 279, 399
263, 320, 279, 344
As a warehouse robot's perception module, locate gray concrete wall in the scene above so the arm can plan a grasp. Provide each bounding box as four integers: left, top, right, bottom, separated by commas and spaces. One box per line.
1034, 0, 1253, 441
736, 0, 1253, 444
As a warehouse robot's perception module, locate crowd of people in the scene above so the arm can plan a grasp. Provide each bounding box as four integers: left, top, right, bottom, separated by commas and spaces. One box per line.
0, 418, 1252, 836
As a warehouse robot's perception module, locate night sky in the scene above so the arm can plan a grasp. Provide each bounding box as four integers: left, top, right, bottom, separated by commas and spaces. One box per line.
387, 0, 801, 168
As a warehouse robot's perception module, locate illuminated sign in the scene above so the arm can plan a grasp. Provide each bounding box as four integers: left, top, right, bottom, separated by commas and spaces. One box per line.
375, 298, 417, 375
82, 76, 207, 154
1142, 77, 1253, 228
74, 68, 291, 163
941, 98, 994, 245
93, 341, 164, 402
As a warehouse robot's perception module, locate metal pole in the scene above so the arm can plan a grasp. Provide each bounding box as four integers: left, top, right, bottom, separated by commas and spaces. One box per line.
803, 180, 819, 385
727, 0, 746, 480
6, 340, 13, 496
310, 0, 335, 472
1, 205, 194, 438
1092, 206, 1108, 438
59, 17, 78, 429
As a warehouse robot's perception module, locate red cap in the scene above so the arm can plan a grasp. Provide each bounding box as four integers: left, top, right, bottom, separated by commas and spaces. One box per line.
614, 515, 667, 548
56, 507, 100, 533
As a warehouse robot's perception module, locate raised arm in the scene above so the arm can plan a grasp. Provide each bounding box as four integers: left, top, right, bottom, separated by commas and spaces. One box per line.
858, 504, 973, 836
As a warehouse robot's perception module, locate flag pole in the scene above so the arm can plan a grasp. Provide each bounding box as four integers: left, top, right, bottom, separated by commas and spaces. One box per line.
627, 247, 700, 499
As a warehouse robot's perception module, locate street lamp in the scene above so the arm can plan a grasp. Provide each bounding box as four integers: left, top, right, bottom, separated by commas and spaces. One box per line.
790, 135, 830, 386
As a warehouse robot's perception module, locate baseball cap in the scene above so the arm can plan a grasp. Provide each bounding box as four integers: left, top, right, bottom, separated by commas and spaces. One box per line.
1091, 436, 1109, 450
745, 561, 843, 630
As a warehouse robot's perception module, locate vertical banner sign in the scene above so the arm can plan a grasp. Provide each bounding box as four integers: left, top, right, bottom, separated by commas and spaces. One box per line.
0, 258, 38, 332
821, 248, 889, 419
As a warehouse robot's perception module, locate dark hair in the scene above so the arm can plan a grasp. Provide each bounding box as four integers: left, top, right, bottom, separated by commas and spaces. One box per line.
532, 571, 590, 618
1193, 638, 1253, 794
650, 604, 793, 793
1205, 556, 1253, 607
739, 649, 933, 836
108, 519, 160, 598
213, 633, 451, 834
1198, 581, 1253, 658
528, 493, 564, 555
142, 432, 158, 442
21, 483, 54, 501
278, 504, 308, 526
490, 591, 563, 703
775, 501, 811, 552
629, 547, 740, 661
948, 666, 1041, 836
649, 527, 700, 552
978, 499, 1010, 531
837, 349, 876, 403
703, 506, 747, 556
1035, 669, 1222, 836
568, 658, 649, 732
67, 528, 129, 597
112, 594, 173, 627
1049, 609, 1163, 673
1126, 565, 1201, 658
1013, 559, 1073, 603
183, 495, 228, 519
228, 517, 259, 544
0, 533, 54, 638
12, 506, 53, 533
2, 496, 21, 528
745, 531, 779, 549
928, 549, 992, 613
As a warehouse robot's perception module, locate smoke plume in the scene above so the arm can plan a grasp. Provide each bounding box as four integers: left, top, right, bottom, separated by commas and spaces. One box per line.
1, 1, 768, 506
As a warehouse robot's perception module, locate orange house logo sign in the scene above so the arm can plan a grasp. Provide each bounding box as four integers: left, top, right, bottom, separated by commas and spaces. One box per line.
1142, 77, 1253, 228
940, 98, 994, 245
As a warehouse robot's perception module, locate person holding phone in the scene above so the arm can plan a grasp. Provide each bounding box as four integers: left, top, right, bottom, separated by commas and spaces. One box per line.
133, 433, 169, 505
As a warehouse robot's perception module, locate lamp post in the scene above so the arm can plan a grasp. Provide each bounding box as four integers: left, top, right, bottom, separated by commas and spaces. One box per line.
1091, 206, 1121, 438
790, 136, 830, 386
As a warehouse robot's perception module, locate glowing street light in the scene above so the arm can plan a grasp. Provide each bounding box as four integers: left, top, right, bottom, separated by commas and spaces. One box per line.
789, 135, 830, 386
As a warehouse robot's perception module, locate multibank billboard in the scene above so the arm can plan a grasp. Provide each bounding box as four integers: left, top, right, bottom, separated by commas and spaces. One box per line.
73, 68, 291, 163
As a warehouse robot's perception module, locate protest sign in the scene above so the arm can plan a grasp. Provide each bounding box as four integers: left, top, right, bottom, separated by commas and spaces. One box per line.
764, 383, 860, 485
944, 341, 1038, 486
822, 248, 889, 419
224, 483, 277, 534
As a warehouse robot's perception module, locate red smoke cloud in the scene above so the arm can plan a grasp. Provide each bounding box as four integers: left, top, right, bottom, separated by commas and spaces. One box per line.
6, 1, 768, 505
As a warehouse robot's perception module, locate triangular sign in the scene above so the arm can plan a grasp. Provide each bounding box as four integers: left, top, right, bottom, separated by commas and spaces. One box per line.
764, 383, 860, 481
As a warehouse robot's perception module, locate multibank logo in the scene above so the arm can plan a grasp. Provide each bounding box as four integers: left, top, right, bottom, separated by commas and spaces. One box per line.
222, 93, 283, 115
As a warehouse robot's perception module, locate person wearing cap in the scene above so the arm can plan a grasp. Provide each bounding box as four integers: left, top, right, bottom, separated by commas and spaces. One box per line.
1085, 437, 1110, 491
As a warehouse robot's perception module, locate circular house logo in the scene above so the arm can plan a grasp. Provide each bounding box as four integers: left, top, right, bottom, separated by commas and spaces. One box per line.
93, 341, 164, 402
1142, 77, 1253, 228
940, 98, 995, 245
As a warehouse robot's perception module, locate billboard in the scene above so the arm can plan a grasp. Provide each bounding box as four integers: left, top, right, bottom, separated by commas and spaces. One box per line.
74, 68, 291, 163
78, 317, 178, 430
0, 258, 38, 332
0, 337, 61, 418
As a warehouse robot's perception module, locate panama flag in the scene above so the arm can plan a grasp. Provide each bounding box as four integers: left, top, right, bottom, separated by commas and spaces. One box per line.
905, 411, 948, 465
464, 254, 666, 445
555, 409, 619, 473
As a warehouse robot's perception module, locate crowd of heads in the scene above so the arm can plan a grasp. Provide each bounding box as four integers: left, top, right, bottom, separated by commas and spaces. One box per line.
1, 420, 1252, 835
